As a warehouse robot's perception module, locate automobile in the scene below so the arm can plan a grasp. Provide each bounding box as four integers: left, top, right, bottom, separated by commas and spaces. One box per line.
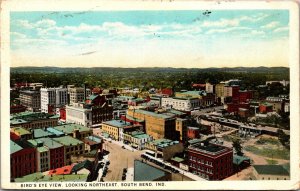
121, 146, 125, 149
123, 168, 127, 173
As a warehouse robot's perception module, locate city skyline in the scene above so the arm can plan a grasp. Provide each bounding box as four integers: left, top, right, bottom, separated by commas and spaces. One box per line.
11, 10, 289, 68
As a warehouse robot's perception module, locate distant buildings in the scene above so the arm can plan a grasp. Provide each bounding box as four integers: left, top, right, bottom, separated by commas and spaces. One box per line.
19, 90, 41, 112
40, 87, 68, 113
187, 142, 233, 180
266, 80, 289, 87
69, 87, 91, 104
161, 97, 200, 111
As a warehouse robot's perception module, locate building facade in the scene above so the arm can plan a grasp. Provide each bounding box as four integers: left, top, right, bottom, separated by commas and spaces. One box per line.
10, 140, 37, 179
19, 90, 41, 112
127, 109, 177, 140
187, 142, 233, 180
161, 97, 200, 111
41, 87, 68, 113
69, 87, 91, 104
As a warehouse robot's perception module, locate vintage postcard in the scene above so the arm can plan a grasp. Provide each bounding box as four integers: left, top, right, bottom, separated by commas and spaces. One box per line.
1, 0, 299, 190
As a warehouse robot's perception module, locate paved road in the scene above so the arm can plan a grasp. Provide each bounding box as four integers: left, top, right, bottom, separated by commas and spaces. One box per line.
102, 140, 143, 181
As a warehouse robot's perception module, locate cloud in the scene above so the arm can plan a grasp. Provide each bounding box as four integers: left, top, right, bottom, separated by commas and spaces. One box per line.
273, 27, 289, 33
206, 27, 250, 34
202, 18, 240, 28
260, 21, 280, 29
251, 30, 265, 35
11, 32, 27, 39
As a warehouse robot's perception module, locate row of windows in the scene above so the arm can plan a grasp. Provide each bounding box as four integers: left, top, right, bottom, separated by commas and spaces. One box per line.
189, 156, 212, 166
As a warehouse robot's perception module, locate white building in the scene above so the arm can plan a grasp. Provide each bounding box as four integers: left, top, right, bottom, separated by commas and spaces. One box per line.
284, 102, 290, 113
65, 103, 92, 127
69, 87, 91, 104
40, 87, 68, 113
205, 83, 214, 93
161, 97, 200, 111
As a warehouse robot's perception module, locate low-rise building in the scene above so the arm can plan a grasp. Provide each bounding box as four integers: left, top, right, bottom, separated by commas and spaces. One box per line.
83, 135, 103, 152
187, 142, 233, 180
253, 165, 289, 180
102, 120, 141, 141
53, 136, 85, 165
10, 127, 33, 140
145, 139, 184, 161
161, 97, 200, 111
134, 160, 171, 181
53, 124, 93, 141
10, 112, 59, 130
123, 131, 153, 150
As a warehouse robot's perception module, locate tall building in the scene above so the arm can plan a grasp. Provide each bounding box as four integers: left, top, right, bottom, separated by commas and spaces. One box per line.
187, 142, 233, 180
127, 109, 177, 140
215, 83, 225, 98
40, 87, 68, 113
205, 83, 214, 93
69, 87, 91, 104
19, 90, 41, 112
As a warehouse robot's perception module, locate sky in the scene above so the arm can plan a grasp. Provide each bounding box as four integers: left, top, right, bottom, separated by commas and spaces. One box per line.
10, 10, 289, 68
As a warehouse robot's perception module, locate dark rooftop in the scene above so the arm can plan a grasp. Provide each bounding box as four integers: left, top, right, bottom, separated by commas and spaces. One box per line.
189, 142, 230, 155
253, 165, 289, 176
134, 160, 167, 181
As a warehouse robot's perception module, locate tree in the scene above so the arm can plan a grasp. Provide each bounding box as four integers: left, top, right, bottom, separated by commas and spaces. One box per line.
277, 129, 290, 149
232, 138, 243, 156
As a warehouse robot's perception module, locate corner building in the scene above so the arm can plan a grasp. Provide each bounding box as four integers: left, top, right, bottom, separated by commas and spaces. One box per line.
187, 142, 233, 180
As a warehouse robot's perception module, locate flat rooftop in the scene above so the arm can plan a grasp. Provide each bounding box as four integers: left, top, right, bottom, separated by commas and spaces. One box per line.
33, 128, 53, 138
149, 139, 180, 148
132, 109, 174, 120
189, 143, 229, 156
253, 165, 289, 176
28, 137, 63, 149
53, 124, 92, 134
53, 136, 83, 146
11, 127, 31, 136
134, 160, 167, 181
103, 120, 132, 128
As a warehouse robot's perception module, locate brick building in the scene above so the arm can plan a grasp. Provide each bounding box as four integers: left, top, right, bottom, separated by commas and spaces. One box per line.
127, 109, 177, 140
187, 142, 233, 180
28, 137, 65, 170
10, 140, 37, 179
